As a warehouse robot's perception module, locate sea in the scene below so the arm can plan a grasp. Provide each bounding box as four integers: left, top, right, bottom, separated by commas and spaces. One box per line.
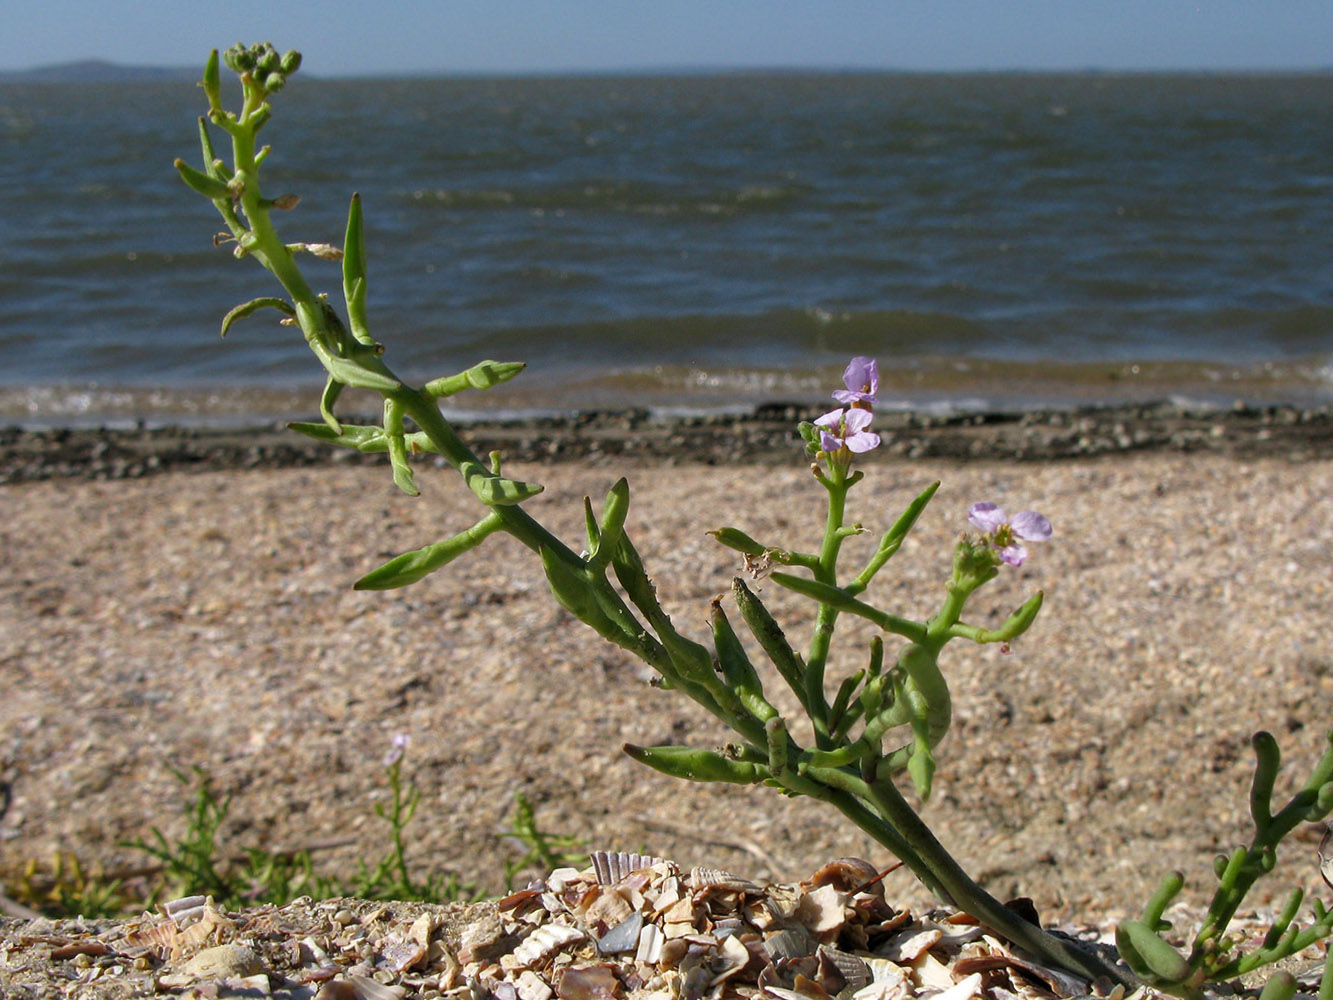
2, 71, 1333, 428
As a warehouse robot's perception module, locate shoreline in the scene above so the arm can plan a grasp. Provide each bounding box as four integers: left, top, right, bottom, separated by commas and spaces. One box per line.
3, 399, 1332, 483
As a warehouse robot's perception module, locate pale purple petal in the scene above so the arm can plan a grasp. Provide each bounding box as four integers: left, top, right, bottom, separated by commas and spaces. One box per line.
383, 732, 410, 767
842, 408, 874, 434
832, 356, 879, 405
967, 501, 1007, 532
999, 543, 1027, 567
846, 428, 881, 452
1010, 510, 1052, 541
814, 408, 844, 430
818, 428, 842, 451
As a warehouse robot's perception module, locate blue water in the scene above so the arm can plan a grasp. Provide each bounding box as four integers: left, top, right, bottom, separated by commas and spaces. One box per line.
2, 72, 1333, 425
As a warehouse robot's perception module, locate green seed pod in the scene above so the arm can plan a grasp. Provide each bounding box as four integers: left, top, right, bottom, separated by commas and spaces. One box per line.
907, 739, 936, 802
827, 669, 864, 733
341, 194, 371, 342
355, 512, 504, 590
219, 296, 294, 337
1142, 869, 1186, 929
320, 352, 401, 393
287, 421, 386, 452
583, 496, 600, 554
707, 527, 768, 557
1256, 972, 1297, 1000
710, 595, 775, 722
383, 399, 419, 498
589, 478, 630, 568
1306, 780, 1333, 821
1115, 921, 1192, 986
623, 744, 767, 785
732, 577, 805, 698
174, 158, 233, 201
539, 546, 625, 644
859, 671, 890, 721
423, 360, 527, 398
201, 50, 222, 110
460, 460, 543, 506
1250, 730, 1281, 829
319, 374, 344, 434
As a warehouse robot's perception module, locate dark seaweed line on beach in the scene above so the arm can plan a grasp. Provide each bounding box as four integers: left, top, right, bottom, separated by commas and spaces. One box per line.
2, 402, 1331, 484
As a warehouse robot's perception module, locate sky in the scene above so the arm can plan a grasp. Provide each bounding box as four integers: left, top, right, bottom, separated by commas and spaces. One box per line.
5, 1, 1333, 76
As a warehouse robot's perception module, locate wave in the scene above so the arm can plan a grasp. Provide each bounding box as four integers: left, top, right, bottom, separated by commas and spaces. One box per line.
401, 179, 813, 217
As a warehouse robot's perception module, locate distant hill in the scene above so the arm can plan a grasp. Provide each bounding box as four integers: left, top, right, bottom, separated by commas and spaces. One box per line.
0, 60, 198, 83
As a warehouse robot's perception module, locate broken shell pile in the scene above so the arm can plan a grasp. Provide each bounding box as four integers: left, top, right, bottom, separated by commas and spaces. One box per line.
0, 855, 1128, 999
473, 853, 1120, 1000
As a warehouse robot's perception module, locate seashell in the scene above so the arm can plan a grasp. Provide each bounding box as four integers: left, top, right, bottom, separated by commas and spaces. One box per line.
650, 877, 682, 915
657, 896, 696, 939
321, 973, 409, 1000
180, 942, 264, 980
909, 951, 955, 992
583, 887, 635, 929
953, 949, 1089, 998
516, 969, 555, 1000
299, 936, 332, 967
711, 917, 745, 938
547, 867, 584, 892
807, 858, 884, 899
634, 922, 663, 965
511, 924, 587, 968
708, 933, 752, 986
854, 959, 909, 1000
161, 894, 210, 922
380, 936, 427, 973
876, 927, 941, 964
459, 911, 508, 963
657, 937, 689, 969
555, 963, 620, 1000
409, 913, 437, 949
933, 922, 985, 947
928, 971, 983, 1000
596, 912, 643, 955
590, 851, 664, 885
763, 928, 816, 963
794, 884, 845, 936
764, 981, 831, 1000
495, 984, 519, 1000
816, 945, 871, 993
688, 866, 761, 894
852, 977, 911, 1000
499, 888, 545, 912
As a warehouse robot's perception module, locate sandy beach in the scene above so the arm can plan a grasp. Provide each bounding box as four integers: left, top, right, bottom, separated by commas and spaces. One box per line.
2, 413, 1331, 934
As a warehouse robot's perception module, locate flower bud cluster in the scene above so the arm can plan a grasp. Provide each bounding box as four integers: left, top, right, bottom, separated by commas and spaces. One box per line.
223, 42, 302, 94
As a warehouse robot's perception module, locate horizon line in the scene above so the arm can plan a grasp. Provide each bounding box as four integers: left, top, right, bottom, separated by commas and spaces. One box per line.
4, 56, 1333, 81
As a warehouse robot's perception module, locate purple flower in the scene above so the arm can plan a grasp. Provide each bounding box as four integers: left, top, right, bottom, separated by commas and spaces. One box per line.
967, 501, 1052, 567
383, 732, 410, 767
815, 406, 881, 454
832, 356, 879, 406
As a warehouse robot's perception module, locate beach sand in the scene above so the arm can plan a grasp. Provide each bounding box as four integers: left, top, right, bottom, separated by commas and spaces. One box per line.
3, 429, 1331, 930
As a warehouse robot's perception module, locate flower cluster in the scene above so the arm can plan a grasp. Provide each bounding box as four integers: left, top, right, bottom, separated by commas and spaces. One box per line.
967, 501, 1052, 567
815, 356, 881, 463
